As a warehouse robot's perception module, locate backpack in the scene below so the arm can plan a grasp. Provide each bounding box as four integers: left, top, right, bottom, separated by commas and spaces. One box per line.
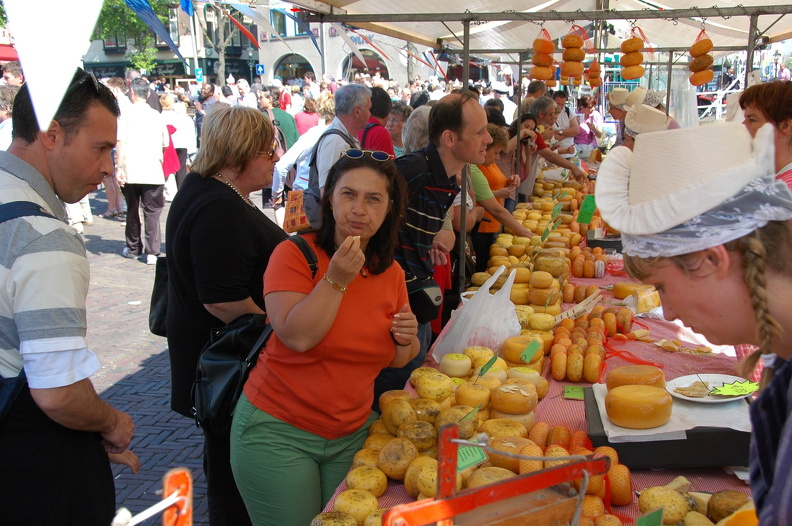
303, 128, 356, 228
360, 122, 382, 150
265, 109, 296, 191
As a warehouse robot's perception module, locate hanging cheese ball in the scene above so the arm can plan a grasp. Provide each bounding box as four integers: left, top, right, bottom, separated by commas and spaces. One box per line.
530, 66, 555, 80
689, 54, 714, 72
689, 38, 713, 58
621, 65, 645, 80
621, 37, 644, 53
533, 38, 555, 54
561, 61, 584, 78
619, 51, 644, 67
532, 53, 554, 67
562, 48, 586, 62
690, 69, 715, 86
562, 34, 584, 49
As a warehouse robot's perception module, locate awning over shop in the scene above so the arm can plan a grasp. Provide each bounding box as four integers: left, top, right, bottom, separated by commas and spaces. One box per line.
0, 44, 19, 62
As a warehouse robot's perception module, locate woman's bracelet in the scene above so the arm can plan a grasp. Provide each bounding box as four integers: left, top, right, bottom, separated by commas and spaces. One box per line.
323, 274, 347, 293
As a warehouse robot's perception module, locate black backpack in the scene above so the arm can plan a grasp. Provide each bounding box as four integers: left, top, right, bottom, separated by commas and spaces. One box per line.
303, 128, 356, 228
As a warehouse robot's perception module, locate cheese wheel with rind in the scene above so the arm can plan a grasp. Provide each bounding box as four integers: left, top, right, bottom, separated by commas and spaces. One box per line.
562, 48, 586, 62
689, 53, 714, 72
605, 365, 665, 390
689, 68, 715, 86
605, 385, 672, 429
561, 61, 584, 78
531, 53, 554, 67
530, 66, 554, 80
439, 353, 473, 378
621, 65, 645, 80
619, 51, 644, 67
621, 37, 644, 53
562, 34, 584, 49
689, 38, 713, 58
533, 38, 555, 54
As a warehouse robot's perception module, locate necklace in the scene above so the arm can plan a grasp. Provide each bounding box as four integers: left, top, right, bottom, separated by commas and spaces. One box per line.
215, 173, 256, 208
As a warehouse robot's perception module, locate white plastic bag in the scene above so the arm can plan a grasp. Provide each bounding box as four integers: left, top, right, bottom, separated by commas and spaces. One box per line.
432, 266, 522, 361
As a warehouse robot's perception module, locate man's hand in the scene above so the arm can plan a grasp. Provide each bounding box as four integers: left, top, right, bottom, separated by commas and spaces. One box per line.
571, 165, 587, 183
428, 240, 451, 266
101, 408, 135, 454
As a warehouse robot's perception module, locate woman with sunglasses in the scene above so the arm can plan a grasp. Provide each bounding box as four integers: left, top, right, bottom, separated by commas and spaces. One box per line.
231, 149, 417, 526
165, 105, 287, 526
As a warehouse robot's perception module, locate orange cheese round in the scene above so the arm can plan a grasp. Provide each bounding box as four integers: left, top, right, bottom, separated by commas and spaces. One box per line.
605, 385, 672, 429
562, 34, 584, 49
605, 365, 666, 391
621, 65, 645, 80
690, 69, 715, 87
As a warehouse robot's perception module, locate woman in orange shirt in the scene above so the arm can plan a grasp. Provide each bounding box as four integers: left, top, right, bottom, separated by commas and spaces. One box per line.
230, 150, 418, 526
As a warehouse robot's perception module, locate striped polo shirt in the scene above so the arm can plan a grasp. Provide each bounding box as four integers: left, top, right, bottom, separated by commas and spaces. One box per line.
0, 151, 101, 387
393, 143, 460, 287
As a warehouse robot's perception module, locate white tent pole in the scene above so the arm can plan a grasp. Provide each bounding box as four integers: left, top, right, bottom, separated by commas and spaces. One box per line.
459, 19, 471, 296
665, 51, 674, 114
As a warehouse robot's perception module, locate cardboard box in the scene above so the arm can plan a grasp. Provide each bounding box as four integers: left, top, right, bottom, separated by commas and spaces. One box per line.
584, 387, 750, 469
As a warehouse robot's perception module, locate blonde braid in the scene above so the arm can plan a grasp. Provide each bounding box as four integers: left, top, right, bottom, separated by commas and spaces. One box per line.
734, 229, 783, 389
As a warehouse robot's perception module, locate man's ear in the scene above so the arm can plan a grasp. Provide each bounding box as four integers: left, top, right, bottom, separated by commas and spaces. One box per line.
40, 120, 62, 151
441, 129, 456, 149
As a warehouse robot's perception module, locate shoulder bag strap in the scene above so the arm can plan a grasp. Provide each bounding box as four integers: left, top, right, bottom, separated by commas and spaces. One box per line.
244, 234, 319, 365
360, 122, 380, 149
0, 201, 55, 223
308, 128, 357, 189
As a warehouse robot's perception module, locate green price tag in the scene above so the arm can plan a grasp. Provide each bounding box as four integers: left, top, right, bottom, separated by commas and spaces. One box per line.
564, 385, 585, 400
541, 228, 551, 242
710, 379, 759, 397
478, 355, 498, 378
457, 439, 488, 472
520, 340, 542, 363
637, 508, 664, 526
460, 405, 481, 423
552, 191, 562, 200
576, 195, 597, 225
551, 203, 563, 218
551, 217, 562, 230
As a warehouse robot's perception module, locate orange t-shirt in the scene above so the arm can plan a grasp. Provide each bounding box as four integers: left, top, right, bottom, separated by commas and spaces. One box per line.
477, 163, 508, 233
243, 233, 408, 439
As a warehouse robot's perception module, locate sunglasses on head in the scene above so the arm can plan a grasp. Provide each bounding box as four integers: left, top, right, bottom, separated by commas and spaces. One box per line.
65, 70, 100, 98
341, 149, 393, 162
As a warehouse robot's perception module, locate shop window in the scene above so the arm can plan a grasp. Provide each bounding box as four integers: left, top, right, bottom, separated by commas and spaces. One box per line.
271, 11, 286, 37
103, 32, 127, 54
156, 7, 180, 47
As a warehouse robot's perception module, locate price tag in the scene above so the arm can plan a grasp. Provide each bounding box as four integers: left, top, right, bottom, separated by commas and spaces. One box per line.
564, 385, 585, 400
551, 203, 563, 218
477, 355, 498, 379
520, 340, 542, 363
577, 195, 597, 225
637, 508, 664, 526
541, 228, 551, 242
460, 405, 481, 423
457, 439, 488, 472
554, 290, 602, 323
711, 379, 759, 396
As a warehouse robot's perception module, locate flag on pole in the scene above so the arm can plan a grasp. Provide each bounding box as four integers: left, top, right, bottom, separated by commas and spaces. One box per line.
123, 0, 187, 64
180, 0, 193, 16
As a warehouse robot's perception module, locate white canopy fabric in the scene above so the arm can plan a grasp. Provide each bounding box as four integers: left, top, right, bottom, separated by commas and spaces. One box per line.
288, 0, 792, 57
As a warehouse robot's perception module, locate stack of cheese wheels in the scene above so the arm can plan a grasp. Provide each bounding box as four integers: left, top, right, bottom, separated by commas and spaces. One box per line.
605, 384, 672, 429
488, 380, 539, 432
620, 36, 645, 80
605, 365, 666, 390
508, 266, 531, 305
587, 59, 602, 87
560, 75, 569, 86
560, 33, 585, 80
501, 334, 546, 372
689, 36, 715, 86
531, 35, 555, 81
526, 270, 562, 316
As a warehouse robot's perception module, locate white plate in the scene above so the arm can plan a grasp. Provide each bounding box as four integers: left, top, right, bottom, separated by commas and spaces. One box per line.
666, 374, 754, 404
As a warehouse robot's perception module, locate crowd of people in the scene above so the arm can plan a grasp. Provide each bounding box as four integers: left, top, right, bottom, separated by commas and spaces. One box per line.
0, 53, 791, 526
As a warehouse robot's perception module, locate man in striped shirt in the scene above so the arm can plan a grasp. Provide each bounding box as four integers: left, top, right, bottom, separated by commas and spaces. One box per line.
0, 69, 135, 524
373, 92, 493, 407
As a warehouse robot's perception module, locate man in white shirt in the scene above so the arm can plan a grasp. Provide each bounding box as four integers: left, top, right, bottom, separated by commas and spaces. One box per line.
492, 81, 518, 122
236, 79, 257, 108
552, 90, 580, 158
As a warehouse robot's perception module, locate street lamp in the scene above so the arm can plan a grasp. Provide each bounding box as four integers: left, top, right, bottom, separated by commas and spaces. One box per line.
246, 45, 255, 84
773, 49, 782, 78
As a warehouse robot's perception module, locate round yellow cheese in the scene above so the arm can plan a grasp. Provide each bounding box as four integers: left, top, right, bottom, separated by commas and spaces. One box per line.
439, 353, 473, 378
605, 365, 666, 391
605, 385, 672, 429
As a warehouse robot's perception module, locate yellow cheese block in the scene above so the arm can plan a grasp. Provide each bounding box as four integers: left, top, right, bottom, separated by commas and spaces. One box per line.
613, 281, 642, 300
633, 285, 661, 313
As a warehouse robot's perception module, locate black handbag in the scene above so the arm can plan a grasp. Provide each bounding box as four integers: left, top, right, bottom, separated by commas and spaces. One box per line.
149, 256, 168, 337
191, 235, 318, 434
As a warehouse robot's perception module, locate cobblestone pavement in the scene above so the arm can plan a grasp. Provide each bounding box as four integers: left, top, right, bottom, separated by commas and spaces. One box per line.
84, 187, 271, 524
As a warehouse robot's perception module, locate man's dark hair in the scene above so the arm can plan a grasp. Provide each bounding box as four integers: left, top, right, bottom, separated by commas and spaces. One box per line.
221, 85, 233, 98
130, 78, 149, 99
409, 90, 430, 109
484, 98, 504, 113
486, 107, 507, 127
553, 89, 569, 101
12, 68, 119, 145
304, 71, 316, 82
526, 80, 546, 96
428, 91, 478, 147
369, 87, 392, 119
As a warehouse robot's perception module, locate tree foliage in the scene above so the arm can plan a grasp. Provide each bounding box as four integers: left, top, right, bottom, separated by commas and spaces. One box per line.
93, 0, 170, 73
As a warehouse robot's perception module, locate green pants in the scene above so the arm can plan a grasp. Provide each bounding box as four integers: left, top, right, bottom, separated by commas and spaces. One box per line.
230, 393, 377, 526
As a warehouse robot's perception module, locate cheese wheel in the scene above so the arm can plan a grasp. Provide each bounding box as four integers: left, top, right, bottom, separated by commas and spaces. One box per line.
311, 512, 358, 526
689, 38, 713, 58
612, 281, 642, 300
479, 418, 529, 439
690, 69, 715, 86
409, 398, 441, 424
501, 334, 544, 363
561, 61, 584, 78
530, 66, 554, 80
467, 466, 516, 489
562, 48, 585, 62
545, 79, 557, 88
439, 353, 473, 378
454, 381, 492, 409
531, 53, 554, 67
487, 436, 536, 472
464, 346, 495, 368
605, 365, 666, 390
621, 65, 645, 80
689, 53, 714, 72
621, 37, 644, 53
588, 77, 603, 88
533, 38, 555, 55
562, 34, 584, 49
491, 383, 538, 414
529, 270, 554, 289
605, 385, 672, 429
619, 51, 644, 67
512, 267, 531, 283
529, 303, 562, 316
528, 286, 560, 306
489, 409, 536, 433
414, 372, 454, 401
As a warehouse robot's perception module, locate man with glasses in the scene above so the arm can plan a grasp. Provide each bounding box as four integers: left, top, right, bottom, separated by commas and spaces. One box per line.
0, 69, 135, 524
117, 77, 170, 264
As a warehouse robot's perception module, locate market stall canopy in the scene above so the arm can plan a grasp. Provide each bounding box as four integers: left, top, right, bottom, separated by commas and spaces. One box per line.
0, 44, 19, 62
293, 0, 792, 58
